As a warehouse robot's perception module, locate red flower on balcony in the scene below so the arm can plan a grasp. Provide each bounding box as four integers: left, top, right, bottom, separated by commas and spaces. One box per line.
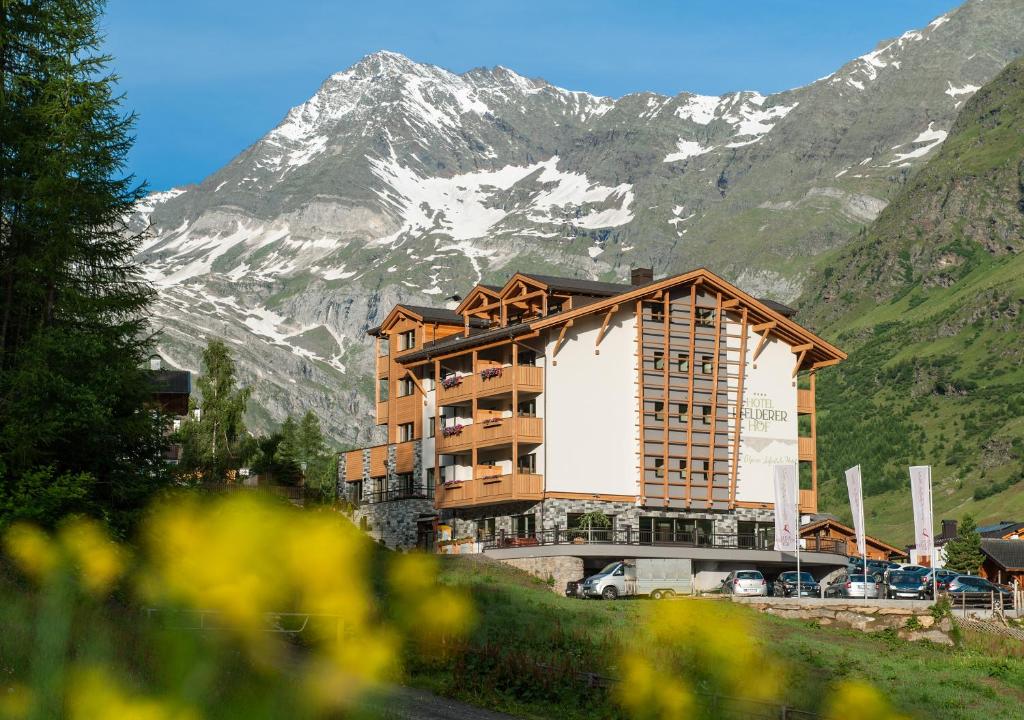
442, 424, 465, 438
441, 374, 463, 390
479, 367, 503, 380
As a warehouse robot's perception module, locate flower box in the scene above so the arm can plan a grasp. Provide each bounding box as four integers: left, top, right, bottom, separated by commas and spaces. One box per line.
442, 424, 465, 438
441, 374, 463, 390
479, 367, 503, 380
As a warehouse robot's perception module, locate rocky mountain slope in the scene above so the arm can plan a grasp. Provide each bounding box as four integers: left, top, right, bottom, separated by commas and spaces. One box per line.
133, 0, 1024, 444
799, 57, 1024, 542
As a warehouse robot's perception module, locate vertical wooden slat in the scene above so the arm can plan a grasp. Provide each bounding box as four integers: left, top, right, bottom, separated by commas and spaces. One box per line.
661, 292, 670, 507
434, 357, 441, 506
683, 284, 697, 508
729, 308, 749, 508
471, 350, 478, 505
635, 300, 645, 505
512, 340, 519, 488
810, 369, 818, 512
706, 292, 723, 508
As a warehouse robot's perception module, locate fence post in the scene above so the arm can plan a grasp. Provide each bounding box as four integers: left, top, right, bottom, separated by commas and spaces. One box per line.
627, 526, 632, 545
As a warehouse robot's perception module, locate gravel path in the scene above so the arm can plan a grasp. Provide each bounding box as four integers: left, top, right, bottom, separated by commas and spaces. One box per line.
367, 686, 521, 720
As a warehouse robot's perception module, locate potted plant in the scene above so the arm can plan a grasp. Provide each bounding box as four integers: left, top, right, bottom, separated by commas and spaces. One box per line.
571, 511, 611, 544
480, 366, 503, 380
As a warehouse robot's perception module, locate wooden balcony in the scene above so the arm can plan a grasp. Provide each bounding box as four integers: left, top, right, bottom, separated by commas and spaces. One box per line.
376, 401, 389, 424
437, 365, 543, 404
435, 472, 543, 509
798, 436, 815, 461
797, 388, 814, 414
436, 415, 543, 452
376, 354, 390, 375
799, 488, 818, 514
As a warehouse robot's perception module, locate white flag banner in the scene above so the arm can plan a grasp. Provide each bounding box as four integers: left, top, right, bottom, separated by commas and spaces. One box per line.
773, 464, 799, 552
909, 465, 934, 563
845, 465, 867, 557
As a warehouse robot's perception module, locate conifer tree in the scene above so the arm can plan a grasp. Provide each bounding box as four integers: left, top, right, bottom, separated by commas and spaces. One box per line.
943, 515, 986, 575
177, 340, 251, 481
0, 0, 166, 533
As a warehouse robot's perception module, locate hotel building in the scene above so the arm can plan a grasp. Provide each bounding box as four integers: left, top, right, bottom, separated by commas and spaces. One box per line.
340, 266, 845, 565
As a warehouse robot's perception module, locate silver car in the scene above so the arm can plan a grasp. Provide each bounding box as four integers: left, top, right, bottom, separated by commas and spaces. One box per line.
825, 571, 881, 599
721, 570, 768, 596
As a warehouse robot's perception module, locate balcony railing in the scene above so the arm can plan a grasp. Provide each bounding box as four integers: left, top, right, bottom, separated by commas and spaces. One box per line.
364, 485, 433, 504
799, 488, 818, 514
436, 415, 543, 451
798, 436, 815, 460
479, 528, 848, 556
797, 388, 814, 414
435, 472, 543, 508
437, 365, 543, 404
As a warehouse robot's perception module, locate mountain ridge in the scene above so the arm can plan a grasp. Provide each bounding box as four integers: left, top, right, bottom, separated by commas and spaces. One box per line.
132, 0, 1024, 444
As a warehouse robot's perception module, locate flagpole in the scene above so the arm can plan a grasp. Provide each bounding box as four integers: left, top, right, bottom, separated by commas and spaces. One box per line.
796, 463, 802, 601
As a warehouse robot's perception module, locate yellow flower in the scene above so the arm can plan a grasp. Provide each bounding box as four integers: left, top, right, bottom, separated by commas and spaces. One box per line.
3, 523, 59, 585
825, 680, 909, 720
67, 666, 199, 720
387, 553, 473, 644
615, 654, 694, 720
59, 517, 127, 595
0, 683, 33, 719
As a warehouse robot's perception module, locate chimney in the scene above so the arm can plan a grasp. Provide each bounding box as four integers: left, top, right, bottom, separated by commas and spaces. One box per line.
941, 519, 957, 539
631, 267, 654, 286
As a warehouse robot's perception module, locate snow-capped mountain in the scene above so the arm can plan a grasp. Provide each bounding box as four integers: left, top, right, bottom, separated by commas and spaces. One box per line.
134, 0, 1024, 444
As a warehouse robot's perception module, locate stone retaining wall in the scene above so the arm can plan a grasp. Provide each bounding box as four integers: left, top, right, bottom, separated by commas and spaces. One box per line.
735, 598, 954, 644
501, 556, 584, 595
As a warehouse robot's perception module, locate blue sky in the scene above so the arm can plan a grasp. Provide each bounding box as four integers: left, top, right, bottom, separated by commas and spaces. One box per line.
103, 0, 961, 190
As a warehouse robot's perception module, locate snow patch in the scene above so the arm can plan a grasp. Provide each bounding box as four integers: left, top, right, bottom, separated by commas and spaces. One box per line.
664, 138, 715, 163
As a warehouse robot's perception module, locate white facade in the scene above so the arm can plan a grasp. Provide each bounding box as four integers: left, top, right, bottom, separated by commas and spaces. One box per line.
733, 329, 799, 504
543, 306, 639, 497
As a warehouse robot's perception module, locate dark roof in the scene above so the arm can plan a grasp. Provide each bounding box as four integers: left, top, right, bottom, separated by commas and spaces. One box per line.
978, 521, 1024, 537
981, 539, 1024, 570
398, 321, 534, 363
522, 273, 634, 296
758, 298, 797, 318
367, 305, 489, 336
147, 369, 192, 395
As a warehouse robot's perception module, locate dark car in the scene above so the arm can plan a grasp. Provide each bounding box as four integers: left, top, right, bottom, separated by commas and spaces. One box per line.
849, 558, 898, 582
920, 568, 959, 593
885, 571, 932, 600
565, 578, 585, 598
774, 571, 820, 598
946, 575, 1013, 606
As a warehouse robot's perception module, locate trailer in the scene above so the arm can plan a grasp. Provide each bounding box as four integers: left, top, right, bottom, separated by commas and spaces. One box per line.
581, 558, 693, 599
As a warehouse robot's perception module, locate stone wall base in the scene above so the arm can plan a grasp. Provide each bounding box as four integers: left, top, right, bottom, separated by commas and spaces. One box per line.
737, 598, 954, 644
500, 556, 584, 595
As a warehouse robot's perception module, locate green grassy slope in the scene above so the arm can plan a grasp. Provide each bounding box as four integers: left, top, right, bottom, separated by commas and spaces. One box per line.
797, 58, 1024, 542
412, 557, 1024, 720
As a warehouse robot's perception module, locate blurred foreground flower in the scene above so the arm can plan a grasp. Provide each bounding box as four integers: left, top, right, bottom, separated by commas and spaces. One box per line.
824, 680, 909, 720
3, 524, 59, 585
4, 517, 125, 595
388, 552, 474, 648
68, 666, 197, 720
616, 600, 782, 719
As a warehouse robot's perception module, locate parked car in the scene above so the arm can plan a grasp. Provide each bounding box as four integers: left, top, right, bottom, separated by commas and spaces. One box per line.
920, 568, 959, 593
848, 558, 898, 581
882, 564, 928, 586
581, 561, 627, 600
825, 571, 881, 599
773, 571, 821, 598
884, 571, 932, 600
721, 570, 768, 596
565, 578, 585, 598
945, 575, 1014, 606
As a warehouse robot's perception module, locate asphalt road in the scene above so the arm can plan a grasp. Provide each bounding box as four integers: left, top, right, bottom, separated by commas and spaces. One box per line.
366, 686, 521, 720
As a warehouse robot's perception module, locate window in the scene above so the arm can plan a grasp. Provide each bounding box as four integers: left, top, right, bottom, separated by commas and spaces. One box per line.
477, 517, 496, 540
398, 422, 414, 442
653, 401, 664, 422
677, 403, 689, 424
548, 302, 563, 315
517, 453, 537, 473
378, 378, 389, 402
513, 514, 535, 538
654, 458, 665, 479
676, 352, 689, 373
676, 458, 688, 482
378, 339, 389, 357
398, 329, 416, 350
426, 467, 435, 487
696, 308, 715, 327
427, 417, 435, 438
701, 355, 713, 374
518, 398, 537, 417
518, 349, 537, 366
649, 304, 664, 323
701, 405, 712, 425
653, 350, 664, 370
398, 377, 415, 397
372, 476, 386, 502
396, 472, 415, 497
349, 480, 363, 505
692, 459, 708, 481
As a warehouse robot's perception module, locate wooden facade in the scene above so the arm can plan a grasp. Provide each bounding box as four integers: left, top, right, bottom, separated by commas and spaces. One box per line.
342, 268, 844, 517
800, 518, 906, 561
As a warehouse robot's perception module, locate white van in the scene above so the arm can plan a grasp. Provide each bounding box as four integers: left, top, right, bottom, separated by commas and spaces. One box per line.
581, 559, 692, 600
